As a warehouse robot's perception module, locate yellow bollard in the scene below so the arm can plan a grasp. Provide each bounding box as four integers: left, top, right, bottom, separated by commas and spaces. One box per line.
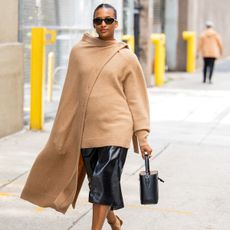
182, 31, 196, 73
45, 30, 56, 45
30, 28, 46, 130
151, 33, 166, 86
122, 35, 135, 52
47, 52, 55, 102
30, 28, 56, 130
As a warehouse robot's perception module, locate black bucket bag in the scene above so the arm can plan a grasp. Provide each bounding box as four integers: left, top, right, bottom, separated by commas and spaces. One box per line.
139, 155, 164, 204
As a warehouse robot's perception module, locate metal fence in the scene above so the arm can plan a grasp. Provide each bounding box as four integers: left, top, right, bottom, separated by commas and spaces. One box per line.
19, 0, 124, 87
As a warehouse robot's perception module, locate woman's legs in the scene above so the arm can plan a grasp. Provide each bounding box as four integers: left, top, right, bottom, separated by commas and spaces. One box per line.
107, 210, 117, 223
91, 205, 122, 230
107, 210, 123, 230
203, 58, 208, 83
81, 146, 127, 229
92, 203, 111, 230
209, 58, 216, 83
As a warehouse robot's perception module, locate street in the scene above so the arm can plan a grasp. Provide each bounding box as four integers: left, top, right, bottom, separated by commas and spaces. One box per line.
1, 60, 230, 230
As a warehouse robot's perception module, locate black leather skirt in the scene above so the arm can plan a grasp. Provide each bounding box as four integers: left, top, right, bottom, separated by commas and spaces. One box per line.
81, 146, 128, 210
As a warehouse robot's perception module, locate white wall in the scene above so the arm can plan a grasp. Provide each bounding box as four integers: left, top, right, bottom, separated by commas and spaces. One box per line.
164, 0, 178, 70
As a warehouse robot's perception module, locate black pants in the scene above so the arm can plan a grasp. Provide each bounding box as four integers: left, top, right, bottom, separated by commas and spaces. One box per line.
203, 57, 216, 83
81, 146, 128, 210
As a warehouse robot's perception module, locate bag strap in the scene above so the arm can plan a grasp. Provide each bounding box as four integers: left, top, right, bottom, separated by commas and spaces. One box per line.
144, 154, 165, 183
144, 154, 150, 174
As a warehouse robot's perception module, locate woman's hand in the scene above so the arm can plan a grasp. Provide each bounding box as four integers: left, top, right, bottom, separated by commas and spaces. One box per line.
140, 144, 152, 159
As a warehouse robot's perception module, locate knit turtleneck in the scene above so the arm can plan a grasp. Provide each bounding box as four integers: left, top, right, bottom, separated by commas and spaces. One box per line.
82, 32, 124, 47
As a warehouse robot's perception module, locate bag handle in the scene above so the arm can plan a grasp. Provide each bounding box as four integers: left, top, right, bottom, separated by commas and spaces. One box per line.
144, 154, 165, 183
144, 154, 150, 174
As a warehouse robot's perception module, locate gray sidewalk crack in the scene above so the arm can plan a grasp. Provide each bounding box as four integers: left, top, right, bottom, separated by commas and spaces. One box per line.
214, 105, 230, 122
66, 208, 91, 230
0, 171, 28, 189
198, 105, 230, 145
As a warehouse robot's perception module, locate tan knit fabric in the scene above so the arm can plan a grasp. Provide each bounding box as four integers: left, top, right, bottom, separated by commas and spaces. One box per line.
20, 33, 150, 214
81, 39, 150, 149
198, 28, 223, 58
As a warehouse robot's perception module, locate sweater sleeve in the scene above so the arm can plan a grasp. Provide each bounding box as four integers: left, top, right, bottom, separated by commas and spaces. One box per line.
135, 129, 149, 146
123, 52, 150, 146
198, 35, 203, 55
216, 35, 223, 56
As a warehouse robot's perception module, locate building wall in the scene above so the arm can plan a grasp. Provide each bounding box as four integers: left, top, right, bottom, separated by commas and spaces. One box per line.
176, 0, 188, 71
164, 0, 188, 71
153, 0, 165, 33
123, 0, 134, 35
164, 0, 178, 70
0, 0, 24, 138
139, 0, 154, 86
0, 0, 18, 43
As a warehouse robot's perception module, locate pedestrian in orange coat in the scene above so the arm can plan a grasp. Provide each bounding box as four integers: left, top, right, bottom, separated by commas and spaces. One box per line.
198, 21, 223, 84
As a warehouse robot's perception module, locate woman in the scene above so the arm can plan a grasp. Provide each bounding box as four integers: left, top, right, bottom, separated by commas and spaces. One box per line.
21, 3, 152, 230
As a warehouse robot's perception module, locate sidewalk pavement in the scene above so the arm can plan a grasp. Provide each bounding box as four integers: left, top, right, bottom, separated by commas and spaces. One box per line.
1, 60, 230, 230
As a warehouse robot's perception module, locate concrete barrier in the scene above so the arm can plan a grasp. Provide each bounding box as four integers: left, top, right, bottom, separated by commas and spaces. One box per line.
0, 43, 24, 137
0, 0, 18, 43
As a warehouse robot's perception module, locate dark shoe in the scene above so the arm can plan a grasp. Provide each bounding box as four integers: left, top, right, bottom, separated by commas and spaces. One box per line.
108, 215, 123, 230
209, 80, 213, 84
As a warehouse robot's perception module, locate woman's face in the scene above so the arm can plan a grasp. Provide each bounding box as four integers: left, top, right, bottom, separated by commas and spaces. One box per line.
93, 7, 118, 40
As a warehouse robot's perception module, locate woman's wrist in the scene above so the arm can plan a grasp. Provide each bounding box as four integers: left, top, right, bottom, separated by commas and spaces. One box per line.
135, 130, 149, 146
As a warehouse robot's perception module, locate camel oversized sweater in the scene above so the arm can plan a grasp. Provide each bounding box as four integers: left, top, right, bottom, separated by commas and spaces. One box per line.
20, 33, 150, 214
81, 33, 150, 149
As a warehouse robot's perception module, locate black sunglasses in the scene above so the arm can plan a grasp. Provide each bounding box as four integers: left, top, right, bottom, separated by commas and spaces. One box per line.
93, 17, 117, 25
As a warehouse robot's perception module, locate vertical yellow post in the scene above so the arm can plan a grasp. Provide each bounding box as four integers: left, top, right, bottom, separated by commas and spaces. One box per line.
151, 33, 165, 86
122, 35, 135, 52
161, 34, 166, 82
47, 52, 55, 102
30, 27, 46, 130
30, 28, 56, 130
182, 31, 196, 73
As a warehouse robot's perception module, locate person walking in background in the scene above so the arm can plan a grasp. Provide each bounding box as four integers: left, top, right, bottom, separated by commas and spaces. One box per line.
21, 3, 152, 230
198, 21, 223, 84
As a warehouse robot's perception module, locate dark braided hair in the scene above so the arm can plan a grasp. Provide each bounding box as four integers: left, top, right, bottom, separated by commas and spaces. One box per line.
93, 3, 117, 19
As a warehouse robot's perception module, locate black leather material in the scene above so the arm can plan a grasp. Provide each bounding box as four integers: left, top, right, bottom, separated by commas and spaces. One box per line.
139, 155, 159, 204
81, 146, 127, 210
